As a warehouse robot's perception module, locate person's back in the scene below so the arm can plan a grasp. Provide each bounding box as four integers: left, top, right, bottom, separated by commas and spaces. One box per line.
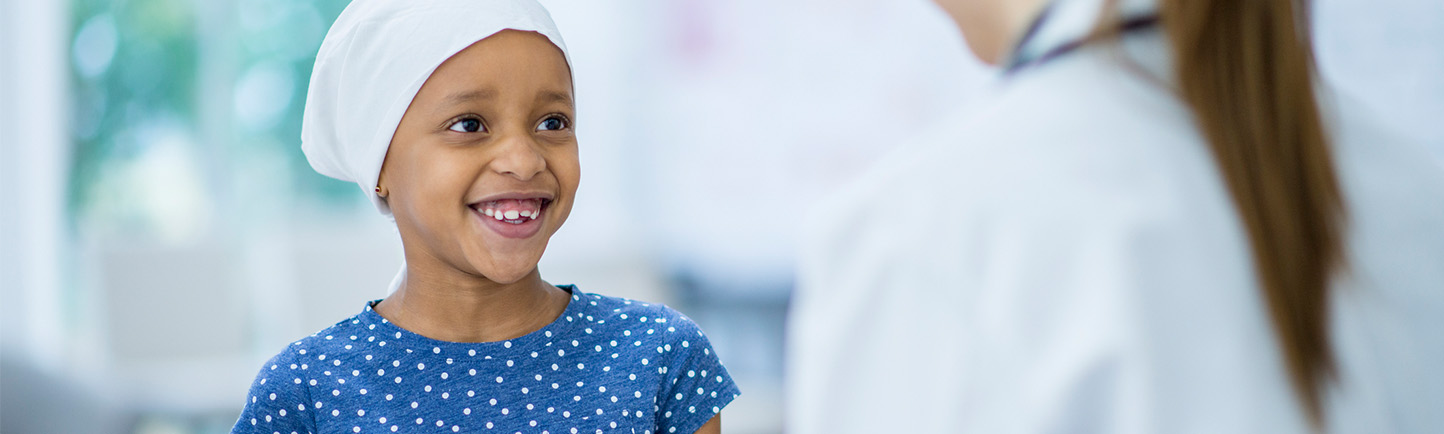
786, 0, 1444, 432
1319, 95, 1444, 432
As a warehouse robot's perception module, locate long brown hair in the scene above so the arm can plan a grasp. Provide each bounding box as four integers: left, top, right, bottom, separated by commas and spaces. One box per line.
1092, 0, 1345, 426
1130, 0, 1345, 427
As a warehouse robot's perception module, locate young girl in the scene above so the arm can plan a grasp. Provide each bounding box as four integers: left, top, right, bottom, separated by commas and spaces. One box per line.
231, 1, 738, 433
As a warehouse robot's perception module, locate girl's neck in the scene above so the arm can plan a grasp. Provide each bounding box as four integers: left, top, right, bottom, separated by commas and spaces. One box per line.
372, 263, 570, 343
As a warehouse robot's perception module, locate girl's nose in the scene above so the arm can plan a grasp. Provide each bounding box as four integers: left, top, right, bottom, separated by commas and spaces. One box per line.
490, 133, 547, 181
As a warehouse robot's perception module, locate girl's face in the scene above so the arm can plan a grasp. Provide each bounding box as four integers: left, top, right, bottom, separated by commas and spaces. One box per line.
379, 30, 578, 285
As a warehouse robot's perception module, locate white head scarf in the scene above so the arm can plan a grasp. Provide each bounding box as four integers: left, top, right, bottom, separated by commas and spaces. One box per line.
301, 0, 571, 293
302, 0, 570, 218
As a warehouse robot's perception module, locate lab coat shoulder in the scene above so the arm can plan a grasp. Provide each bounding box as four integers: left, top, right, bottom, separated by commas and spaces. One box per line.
793, 51, 1305, 433
912, 50, 1243, 268
933, 58, 1303, 432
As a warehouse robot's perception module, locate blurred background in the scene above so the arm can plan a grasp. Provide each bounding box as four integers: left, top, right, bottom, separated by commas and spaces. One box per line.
0, 0, 1439, 433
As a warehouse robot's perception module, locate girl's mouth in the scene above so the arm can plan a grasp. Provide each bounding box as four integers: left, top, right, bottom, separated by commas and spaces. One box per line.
469, 198, 552, 239
473, 198, 549, 223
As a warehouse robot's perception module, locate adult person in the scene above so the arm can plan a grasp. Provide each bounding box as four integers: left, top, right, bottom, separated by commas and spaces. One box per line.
787, 0, 1444, 432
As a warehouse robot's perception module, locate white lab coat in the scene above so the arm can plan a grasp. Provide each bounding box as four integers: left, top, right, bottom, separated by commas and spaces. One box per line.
785, 2, 1444, 433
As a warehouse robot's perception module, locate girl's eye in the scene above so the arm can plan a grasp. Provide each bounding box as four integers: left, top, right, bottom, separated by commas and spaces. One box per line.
537, 116, 569, 131
448, 117, 485, 133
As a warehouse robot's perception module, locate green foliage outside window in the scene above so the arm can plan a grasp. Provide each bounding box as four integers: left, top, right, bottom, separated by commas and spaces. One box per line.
69, 0, 356, 238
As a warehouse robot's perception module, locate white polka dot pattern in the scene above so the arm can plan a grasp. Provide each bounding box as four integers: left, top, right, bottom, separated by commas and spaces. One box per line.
230, 286, 739, 434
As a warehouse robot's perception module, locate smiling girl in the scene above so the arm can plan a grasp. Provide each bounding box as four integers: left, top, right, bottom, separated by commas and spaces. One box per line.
230, 2, 737, 433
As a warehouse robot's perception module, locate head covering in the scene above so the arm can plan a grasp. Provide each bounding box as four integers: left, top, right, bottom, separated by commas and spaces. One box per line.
302, 0, 571, 218
302, 0, 571, 294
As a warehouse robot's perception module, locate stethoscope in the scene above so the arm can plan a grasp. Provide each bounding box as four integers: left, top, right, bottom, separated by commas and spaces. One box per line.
1003, 4, 1160, 75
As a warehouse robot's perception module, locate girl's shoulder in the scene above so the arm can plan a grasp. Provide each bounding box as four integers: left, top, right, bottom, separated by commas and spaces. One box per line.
563, 287, 709, 339
274, 310, 376, 360
562, 287, 740, 430
561, 287, 724, 371
232, 313, 372, 432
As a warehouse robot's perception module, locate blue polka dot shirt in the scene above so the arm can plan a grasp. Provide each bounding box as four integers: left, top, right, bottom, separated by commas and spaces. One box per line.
231, 285, 739, 434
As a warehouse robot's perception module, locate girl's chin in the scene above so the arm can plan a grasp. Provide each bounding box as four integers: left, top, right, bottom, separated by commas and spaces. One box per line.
468, 257, 543, 284
461, 233, 552, 284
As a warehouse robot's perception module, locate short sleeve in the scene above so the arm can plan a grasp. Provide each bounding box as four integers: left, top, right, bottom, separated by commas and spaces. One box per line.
653, 312, 740, 434
231, 347, 317, 434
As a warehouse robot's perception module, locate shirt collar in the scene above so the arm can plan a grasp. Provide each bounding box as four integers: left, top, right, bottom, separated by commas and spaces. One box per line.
1002, 0, 1159, 74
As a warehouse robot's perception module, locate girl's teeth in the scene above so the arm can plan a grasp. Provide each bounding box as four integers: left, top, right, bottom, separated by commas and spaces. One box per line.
477, 201, 544, 223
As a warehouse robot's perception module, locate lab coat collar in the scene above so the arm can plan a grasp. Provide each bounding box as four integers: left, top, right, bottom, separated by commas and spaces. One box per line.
1003, 0, 1159, 74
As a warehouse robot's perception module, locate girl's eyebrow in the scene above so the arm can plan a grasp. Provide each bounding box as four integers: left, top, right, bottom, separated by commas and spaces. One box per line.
535, 90, 573, 108
434, 89, 571, 113
440, 89, 498, 109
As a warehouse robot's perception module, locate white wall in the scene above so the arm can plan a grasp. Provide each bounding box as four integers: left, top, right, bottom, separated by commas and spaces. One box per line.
1, 0, 71, 371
